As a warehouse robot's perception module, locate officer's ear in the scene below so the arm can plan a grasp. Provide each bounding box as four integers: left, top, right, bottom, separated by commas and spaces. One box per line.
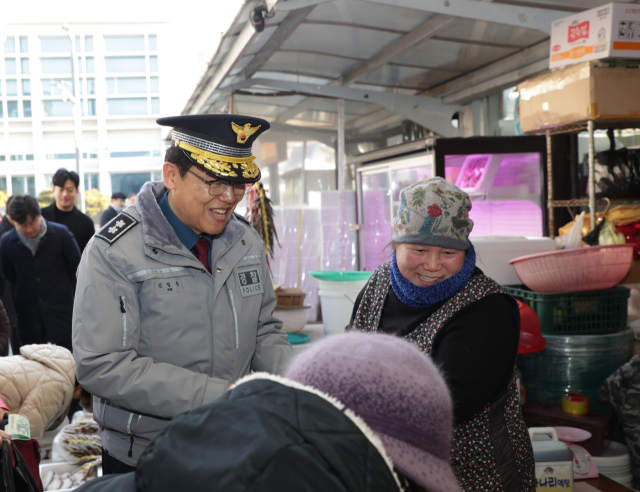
163, 162, 179, 191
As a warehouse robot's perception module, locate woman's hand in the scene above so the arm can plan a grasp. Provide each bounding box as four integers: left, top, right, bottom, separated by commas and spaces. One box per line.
0, 429, 10, 441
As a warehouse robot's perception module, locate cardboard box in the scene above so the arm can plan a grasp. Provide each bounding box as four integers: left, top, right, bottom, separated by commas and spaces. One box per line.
550, 3, 640, 69
275, 287, 306, 306
517, 61, 640, 133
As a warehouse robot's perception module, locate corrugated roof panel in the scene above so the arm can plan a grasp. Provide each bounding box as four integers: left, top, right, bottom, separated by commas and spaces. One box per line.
304, 98, 376, 116
357, 64, 463, 90
235, 100, 291, 116
280, 23, 402, 59
391, 38, 518, 72
229, 55, 255, 76
261, 51, 362, 79
305, 0, 433, 32
433, 18, 548, 48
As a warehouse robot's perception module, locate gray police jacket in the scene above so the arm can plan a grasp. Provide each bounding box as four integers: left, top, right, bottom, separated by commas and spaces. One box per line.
72, 181, 293, 465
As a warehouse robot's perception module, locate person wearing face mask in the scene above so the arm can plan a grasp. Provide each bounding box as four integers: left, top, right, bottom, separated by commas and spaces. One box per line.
349, 178, 535, 492
100, 192, 127, 227
72, 114, 293, 475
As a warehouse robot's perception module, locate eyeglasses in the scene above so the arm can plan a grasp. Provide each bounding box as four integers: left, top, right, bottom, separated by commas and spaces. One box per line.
187, 169, 250, 197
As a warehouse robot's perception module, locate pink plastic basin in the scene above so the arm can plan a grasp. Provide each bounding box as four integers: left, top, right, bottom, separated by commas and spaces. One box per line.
509, 244, 634, 293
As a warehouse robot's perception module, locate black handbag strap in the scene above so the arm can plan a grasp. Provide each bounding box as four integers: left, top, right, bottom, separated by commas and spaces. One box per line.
0, 439, 39, 492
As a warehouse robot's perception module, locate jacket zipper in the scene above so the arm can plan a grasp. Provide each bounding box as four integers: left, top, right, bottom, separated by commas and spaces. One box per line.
226, 286, 239, 349
119, 296, 127, 347
127, 413, 141, 458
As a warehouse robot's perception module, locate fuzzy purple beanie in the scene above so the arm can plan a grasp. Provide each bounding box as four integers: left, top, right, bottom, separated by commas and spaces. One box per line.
285, 332, 461, 492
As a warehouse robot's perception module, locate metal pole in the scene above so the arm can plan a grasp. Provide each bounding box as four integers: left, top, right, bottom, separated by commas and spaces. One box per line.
337, 99, 345, 192
546, 130, 554, 238
65, 27, 85, 212
588, 120, 596, 232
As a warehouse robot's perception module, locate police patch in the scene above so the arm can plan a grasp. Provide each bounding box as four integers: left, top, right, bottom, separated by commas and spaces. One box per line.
95, 212, 139, 245
236, 265, 263, 298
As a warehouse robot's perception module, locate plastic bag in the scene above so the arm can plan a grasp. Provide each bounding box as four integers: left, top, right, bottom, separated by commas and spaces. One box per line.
599, 218, 627, 245
556, 211, 586, 249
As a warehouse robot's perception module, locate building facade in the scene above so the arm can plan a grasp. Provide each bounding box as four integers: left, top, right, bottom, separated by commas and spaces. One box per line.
1, 23, 171, 200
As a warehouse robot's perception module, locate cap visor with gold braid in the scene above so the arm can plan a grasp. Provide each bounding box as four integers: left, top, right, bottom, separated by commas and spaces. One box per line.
156, 114, 270, 184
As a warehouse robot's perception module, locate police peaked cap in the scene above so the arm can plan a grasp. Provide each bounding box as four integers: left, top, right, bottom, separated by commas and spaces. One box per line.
157, 114, 270, 184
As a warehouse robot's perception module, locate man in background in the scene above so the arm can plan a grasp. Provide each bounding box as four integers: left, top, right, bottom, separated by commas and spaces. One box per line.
41, 168, 96, 252
127, 193, 137, 206
0, 195, 18, 355
100, 192, 126, 227
0, 195, 80, 351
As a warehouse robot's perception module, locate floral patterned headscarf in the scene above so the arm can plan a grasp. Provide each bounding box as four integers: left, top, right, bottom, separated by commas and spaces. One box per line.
392, 177, 473, 251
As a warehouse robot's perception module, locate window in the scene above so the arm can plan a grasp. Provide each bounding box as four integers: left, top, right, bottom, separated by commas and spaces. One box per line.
10, 155, 24, 161
40, 37, 71, 52
152, 150, 161, 157
105, 56, 145, 73
150, 76, 159, 93
26, 154, 34, 160
86, 57, 94, 73
87, 78, 95, 94
4, 38, 15, 53
149, 56, 158, 72
41, 58, 72, 74
107, 98, 147, 115
110, 172, 153, 196
110, 151, 150, 158
20, 37, 28, 53
151, 97, 160, 114
84, 174, 99, 191
75, 36, 81, 52
6, 80, 17, 97
77, 57, 84, 74
87, 99, 96, 116
0, 177, 5, 190
5, 59, 16, 75
23, 101, 32, 118
43, 100, 73, 117
46, 153, 76, 159
152, 171, 162, 180
42, 79, 72, 96
107, 77, 146, 94
82, 152, 98, 159
0, 105, 3, 118
12, 176, 36, 196
22, 80, 31, 96
0, 157, 4, 162
7, 101, 18, 118
20, 58, 29, 75
148, 35, 157, 51
85, 36, 93, 52
105, 36, 145, 52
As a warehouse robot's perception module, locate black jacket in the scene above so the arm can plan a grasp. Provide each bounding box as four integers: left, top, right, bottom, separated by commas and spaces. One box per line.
41, 203, 96, 252
76, 376, 400, 492
100, 206, 119, 227
0, 221, 81, 344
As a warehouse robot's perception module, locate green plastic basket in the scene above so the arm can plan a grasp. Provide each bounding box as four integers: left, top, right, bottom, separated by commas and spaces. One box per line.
308, 271, 373, 282
504, 285, 630, 335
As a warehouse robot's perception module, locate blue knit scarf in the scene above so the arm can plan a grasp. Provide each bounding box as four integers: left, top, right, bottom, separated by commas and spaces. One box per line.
390, 242, 476, 309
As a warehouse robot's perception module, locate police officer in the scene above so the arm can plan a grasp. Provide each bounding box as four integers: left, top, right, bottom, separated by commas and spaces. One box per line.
73, 114, 293, 474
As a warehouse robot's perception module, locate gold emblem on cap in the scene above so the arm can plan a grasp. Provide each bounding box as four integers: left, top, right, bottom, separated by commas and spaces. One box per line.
231, 121, 261, 144
176, 141, 259, 179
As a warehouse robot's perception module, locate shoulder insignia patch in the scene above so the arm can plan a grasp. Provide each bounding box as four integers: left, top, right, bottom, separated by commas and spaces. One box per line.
95, 212, 139, 245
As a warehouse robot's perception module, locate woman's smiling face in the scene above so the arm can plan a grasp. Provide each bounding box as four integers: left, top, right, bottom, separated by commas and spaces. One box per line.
394, 243, 466, 287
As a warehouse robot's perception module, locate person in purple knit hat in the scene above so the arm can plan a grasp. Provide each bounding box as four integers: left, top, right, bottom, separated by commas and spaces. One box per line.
285, 332, 461, 492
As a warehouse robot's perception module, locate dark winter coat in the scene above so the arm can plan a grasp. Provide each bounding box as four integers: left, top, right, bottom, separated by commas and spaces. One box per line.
0, 221, 81, 345
99, 206, 119, 227
41, 203, 96, 252
75, 375, 401, 492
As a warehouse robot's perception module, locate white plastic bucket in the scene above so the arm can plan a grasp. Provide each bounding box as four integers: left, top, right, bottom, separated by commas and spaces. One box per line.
317, 278, 369, 336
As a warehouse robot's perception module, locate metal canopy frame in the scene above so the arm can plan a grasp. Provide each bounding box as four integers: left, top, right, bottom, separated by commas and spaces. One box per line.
182, 0, 576, 138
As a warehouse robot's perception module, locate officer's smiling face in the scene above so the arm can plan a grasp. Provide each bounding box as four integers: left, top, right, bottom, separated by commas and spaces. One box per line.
164, 163, 243, 236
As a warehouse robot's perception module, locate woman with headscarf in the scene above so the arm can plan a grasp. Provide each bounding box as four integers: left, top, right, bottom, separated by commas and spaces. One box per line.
349, 177, 535, 492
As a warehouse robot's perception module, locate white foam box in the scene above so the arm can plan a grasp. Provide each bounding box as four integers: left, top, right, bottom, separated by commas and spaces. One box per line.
39, 462, 102, 492
473, 237, 556, 286
550, 3, 640, 69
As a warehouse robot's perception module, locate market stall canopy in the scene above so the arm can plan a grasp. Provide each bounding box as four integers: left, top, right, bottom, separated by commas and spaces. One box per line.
180, 0, 617, 137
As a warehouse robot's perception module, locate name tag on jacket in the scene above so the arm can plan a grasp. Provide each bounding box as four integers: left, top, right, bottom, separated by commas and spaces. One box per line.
236, 265, 263, 298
